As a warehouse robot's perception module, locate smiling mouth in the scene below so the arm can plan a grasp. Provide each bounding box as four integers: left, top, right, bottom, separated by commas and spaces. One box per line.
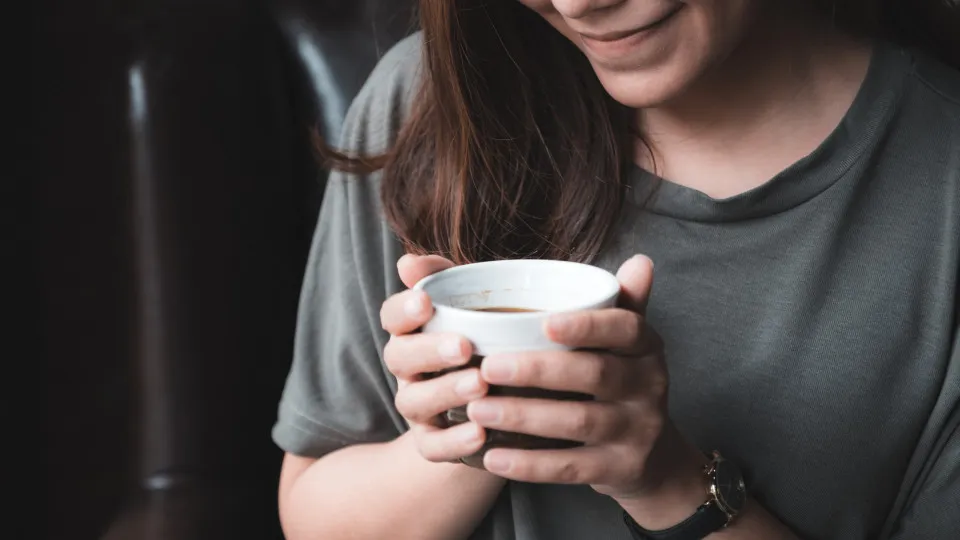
579, 4, 686, 43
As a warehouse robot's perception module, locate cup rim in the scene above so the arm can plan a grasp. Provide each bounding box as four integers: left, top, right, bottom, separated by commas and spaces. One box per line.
412, 259, 621, 320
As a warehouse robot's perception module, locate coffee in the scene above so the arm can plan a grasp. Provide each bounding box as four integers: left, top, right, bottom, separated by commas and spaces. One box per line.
469, 307, 540, 313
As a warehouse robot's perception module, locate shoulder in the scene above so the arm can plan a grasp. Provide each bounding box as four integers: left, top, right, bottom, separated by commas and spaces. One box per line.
904, 49, 960, 188
901, 47, 960, 131
859, 46, 959, 246
882, 46, 960, 193
908, 49, 960, 107
339, 32, 424, 154
318, 35, 421, 297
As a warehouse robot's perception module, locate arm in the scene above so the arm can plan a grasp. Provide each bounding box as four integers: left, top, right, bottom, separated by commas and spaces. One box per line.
886, 421, 960, 539
884, 329, 960, 539
625, 329, 960, 540
616, 425, 801, 540
709, 500, 801, 540
620, 496, 800, 540
273, 34, 500, 540
279, 432, 505, 540
275, 246, 505, 540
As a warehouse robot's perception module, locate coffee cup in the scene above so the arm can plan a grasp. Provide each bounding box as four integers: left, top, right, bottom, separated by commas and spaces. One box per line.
413, 259, 620, 469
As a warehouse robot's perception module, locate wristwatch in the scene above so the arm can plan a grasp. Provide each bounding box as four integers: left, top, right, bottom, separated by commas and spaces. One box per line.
623, 451, 746, 540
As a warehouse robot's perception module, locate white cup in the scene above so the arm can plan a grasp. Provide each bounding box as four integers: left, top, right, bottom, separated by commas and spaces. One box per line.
413, 259, 621, 468
414, 259, 621, 354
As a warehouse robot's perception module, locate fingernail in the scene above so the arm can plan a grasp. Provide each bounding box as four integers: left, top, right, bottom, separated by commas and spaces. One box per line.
460, 424, 481, 443
635, 254, 654, 269
484, 452, 512, 474
546, 314, 575, 336
455, 373, 483, 398
468, 402, 502, 425
404, 294, 426, 317
617, 255, 654, 281
482, 357, 517, 383
438, 337, 464, 364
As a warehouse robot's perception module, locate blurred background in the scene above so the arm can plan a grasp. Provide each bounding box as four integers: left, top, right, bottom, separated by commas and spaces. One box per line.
37, 1, 414, 538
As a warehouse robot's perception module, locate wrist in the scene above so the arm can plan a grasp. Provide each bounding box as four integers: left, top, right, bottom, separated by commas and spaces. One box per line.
615, 425, 711, 530
616, 465, 708, 531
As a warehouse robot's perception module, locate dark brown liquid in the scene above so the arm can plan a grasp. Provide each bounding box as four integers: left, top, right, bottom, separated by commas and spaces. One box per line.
469, 307, 540, 313
439, 355, 588, 470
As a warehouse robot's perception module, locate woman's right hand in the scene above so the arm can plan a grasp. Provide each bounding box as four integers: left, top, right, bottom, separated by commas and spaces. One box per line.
380, 254, 489, 463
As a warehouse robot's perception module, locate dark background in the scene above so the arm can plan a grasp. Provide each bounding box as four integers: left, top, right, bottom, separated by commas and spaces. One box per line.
37, 1, 414, 538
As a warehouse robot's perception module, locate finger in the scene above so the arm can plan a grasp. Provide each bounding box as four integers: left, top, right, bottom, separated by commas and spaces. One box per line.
397, 254, 456, 289
544, 308, 644, 352
412, 422, 487, 463
480, 350, 633, 399
482, 445, 619, 485
467, 398, 627, 444
380, 289, 434, 335
384, 333, 473, 379
395, 368, 488, 424
616, 254, 654, 314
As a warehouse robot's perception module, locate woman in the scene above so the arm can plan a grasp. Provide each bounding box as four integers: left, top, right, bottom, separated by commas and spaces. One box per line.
273, 1, 959, 539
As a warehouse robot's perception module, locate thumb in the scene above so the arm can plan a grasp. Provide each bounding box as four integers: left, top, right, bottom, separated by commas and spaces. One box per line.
397, 254, 456, 289
615, 254, 655, 314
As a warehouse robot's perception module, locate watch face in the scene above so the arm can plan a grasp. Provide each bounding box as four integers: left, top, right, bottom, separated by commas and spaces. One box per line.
714, 459, 747, 513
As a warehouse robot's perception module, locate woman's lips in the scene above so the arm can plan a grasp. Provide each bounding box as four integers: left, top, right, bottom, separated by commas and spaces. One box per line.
578, 4, 685, 60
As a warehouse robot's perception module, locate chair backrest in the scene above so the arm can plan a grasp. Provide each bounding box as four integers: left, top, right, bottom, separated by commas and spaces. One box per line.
38, 1, 415, 538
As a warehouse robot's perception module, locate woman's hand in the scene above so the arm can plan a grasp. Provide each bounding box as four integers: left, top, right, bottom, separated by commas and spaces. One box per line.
380, 254, 491, 464
466, 255, 708, 511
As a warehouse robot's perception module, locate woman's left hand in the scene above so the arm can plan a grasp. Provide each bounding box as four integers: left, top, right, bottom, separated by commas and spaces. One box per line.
467, 255, 708, 510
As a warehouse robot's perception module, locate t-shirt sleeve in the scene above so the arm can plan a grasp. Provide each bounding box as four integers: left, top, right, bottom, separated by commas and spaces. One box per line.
888, 328, 960, 538
271, 34, 422, 458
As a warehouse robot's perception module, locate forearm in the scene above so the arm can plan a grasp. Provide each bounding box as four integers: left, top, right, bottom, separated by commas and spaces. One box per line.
709, 499, 800, 540
280, 431, 506, 540
618, 426, 800, 539
620, 496, 798, 540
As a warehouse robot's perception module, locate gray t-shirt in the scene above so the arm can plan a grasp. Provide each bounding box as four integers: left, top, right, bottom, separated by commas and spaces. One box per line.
272, 34, 960, 539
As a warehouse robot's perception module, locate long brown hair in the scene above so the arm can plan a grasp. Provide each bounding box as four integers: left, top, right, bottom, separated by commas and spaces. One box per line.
321, 0, 960, 265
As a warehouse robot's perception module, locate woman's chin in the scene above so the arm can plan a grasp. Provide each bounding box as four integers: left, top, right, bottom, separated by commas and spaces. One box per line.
592, 62, 705, 110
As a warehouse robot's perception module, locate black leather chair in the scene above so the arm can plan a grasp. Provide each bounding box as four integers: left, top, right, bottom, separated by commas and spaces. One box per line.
38, 1, 414, 538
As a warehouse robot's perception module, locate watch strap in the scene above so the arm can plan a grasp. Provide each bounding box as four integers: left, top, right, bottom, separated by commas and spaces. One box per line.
623, 502, 728, 540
